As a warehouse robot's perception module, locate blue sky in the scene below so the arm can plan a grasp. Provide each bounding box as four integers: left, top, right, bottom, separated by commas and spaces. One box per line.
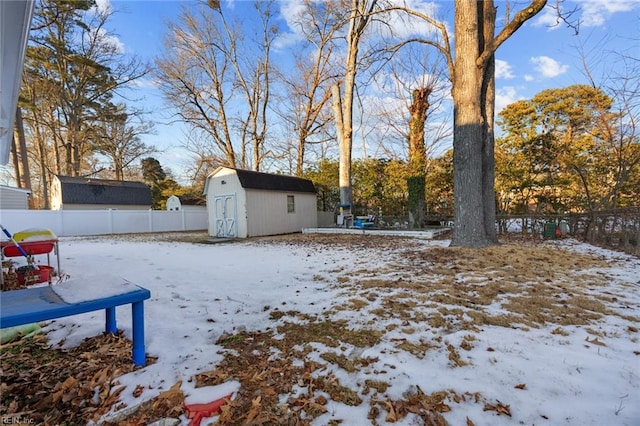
94, 0, 640, 180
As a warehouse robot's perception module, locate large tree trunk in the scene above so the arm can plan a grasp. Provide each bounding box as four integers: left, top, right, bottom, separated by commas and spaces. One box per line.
10, 136, 22, 187
450, 1, 497, 247
296, 135, 306, 177
332, 83, 352, 206
480, 1, 498, 243
407, 87, 430, 228
36, 134, 50, 209
448, 0, 547, 247
13, 107, 32, 191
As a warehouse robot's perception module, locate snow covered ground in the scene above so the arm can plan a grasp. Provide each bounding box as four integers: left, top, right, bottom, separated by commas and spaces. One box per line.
36, 233, 639, 425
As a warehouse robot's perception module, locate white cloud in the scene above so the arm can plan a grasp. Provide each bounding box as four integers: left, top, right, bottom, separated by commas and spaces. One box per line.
524, 74, 535, 82
530, 56, 569, 78
532, 5, 562, 30
278, 0, 307, 34
375, 0, 443, 39
533, 0, 640, 29
85, 0, 124, 53
90, 27, 125, 54
93, 0, 112, 15
495, 59, 514, 79
495, 86, 523, 113
275, 0, 324, 50
580, 0, 639, 27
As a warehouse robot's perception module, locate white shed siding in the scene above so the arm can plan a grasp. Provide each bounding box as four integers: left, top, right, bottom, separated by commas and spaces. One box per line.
205, 169, 248, 238
245, 189, 317, 237
0, 186, 30, 209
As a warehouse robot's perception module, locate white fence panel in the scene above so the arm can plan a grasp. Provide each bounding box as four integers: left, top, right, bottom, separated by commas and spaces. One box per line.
0, 209, 208, 237
65, 210, 111, 236
112, 210, 149, 234
150, 211, 182, 232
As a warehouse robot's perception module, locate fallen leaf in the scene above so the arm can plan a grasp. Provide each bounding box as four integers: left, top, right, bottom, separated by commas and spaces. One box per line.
251, 369, 269, 382
132, 384, 145, 398
483, 400, 511, 417
385, 399, 398, 422
158, 381, 183, 402
514, 383, 526, 390
262, 386, 277, 397
496, 400, 512, 416
315, 395, 328, 405
217, 402, 234, 423
585, 336, 607, 346
246, 395, 262, 423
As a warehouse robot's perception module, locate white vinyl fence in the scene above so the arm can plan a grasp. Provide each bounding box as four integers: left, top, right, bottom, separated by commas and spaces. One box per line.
0, 209, 208, 237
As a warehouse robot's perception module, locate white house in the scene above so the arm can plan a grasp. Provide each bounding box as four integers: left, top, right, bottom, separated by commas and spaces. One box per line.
0, 185, 31, 209
0, 0, 34, 166
204, 167, 318, 238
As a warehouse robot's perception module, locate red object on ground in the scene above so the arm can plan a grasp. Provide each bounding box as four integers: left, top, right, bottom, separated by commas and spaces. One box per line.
16, 265, 54, 285
185, 392, 234, 426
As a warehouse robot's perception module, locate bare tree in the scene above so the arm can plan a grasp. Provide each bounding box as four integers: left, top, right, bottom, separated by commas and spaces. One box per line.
275, 0, 343, 176
156, 5, 237, 167
93, 104, 156, 180
181, 129, 227, 185
222, 0, 278, 171
156, 1, 278, 172
578, 39, 640, 210
332, 0, 379, 208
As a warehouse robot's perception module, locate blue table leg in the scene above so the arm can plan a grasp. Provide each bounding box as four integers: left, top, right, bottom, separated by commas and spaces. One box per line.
105, 307, 117, 334
131, 301, 146, 367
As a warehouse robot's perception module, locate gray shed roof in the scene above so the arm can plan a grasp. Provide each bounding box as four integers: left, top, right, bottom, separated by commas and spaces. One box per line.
56, 176, 152, 206
233, 168, 316, 193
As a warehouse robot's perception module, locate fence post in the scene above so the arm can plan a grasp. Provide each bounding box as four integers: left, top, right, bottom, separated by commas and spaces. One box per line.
148, 209, 153, 233
108, 209, 113, 234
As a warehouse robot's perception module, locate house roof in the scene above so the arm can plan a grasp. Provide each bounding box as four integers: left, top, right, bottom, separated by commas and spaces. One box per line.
56, 176, 152, 206
217, 168, 316, 193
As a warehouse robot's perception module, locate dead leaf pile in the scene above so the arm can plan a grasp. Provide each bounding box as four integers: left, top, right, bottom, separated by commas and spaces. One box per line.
0, 331, 150, 424
371, 388, 451, 425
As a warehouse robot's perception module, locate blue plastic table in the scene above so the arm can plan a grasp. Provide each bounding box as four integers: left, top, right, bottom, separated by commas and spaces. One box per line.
0, 285, 151, 366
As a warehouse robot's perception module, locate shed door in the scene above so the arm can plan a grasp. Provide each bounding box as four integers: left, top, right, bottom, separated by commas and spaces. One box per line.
213, 195, 237, 238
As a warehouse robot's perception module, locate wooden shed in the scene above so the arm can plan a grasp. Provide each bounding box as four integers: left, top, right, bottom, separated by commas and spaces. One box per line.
51, 175, 152, 210
204, 167, 317, 238
0, 185, 31, 209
